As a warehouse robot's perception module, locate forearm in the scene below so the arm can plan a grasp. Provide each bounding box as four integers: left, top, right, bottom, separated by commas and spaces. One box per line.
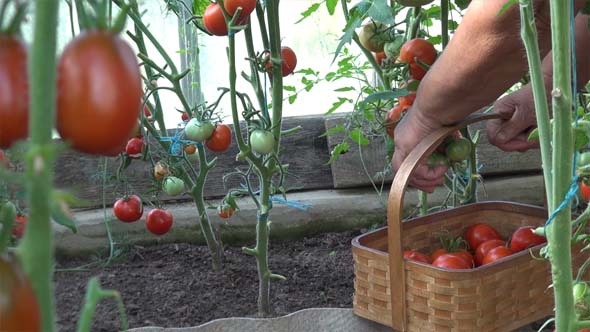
412, 0, 587, 126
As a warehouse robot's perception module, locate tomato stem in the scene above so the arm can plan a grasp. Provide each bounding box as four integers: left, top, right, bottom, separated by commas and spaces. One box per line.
77, 277, 128, 332
440, 0, 449, 49
0, 201, 16, 253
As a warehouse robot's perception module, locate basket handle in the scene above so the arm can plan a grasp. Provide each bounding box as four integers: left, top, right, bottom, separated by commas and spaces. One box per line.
387, 112, 503, 331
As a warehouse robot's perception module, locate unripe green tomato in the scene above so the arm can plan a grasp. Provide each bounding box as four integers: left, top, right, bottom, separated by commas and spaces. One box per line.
249, 130, 275, 155
396, 0, 434, 7
162, 176, 185, 196
574, 281, 590, 319
445, 137, 472, 162
427, 152, 450, 167
579, 151, 590, 169
185, 118, 215, 142
383, 36, 404, 60
358, 22, 389, 53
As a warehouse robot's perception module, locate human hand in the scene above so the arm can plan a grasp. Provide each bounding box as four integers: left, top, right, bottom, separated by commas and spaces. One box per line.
391, 106, 447, 193
486, 85, 539, 152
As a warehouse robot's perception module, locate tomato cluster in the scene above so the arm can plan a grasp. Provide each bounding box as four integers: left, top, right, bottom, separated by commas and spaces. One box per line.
202, 0, 257, 36
112, 194, 174, 236
403, 223, 547, 270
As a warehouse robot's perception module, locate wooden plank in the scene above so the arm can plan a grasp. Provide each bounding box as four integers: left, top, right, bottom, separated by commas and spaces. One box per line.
325, 114, 542, 189
53, 115, 333, 208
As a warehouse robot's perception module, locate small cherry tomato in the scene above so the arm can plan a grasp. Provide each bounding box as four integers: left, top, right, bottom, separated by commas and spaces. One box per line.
403, 250, 431, 264
206, 124, 232, 152
218, 205, 235, 219
146, 208, 173, 235
509, 226, 546, 252
224, 0, 257, 22
0, 35, 28, 149
266, 47, 298, 77
125, 137, 144, 159
398, 93, 416, 107
203, 3, 228, 36
185, 119, 215, 142
153, 161, 170, 181
162, 176, 185, 196
445, 137, 472, 162
474, 239, 506, 266
464, 223, 502, 251
250, 130, 275, 154
384, 104, 410, 139
481, 246, 514, 265
580, 181, 590, 201
113, 195, 143, 223
432, 253, 471, 270
181, 112, 189, 122
0, 254, 41, 332
184, 144, 197, 155
11, 215, 28, 238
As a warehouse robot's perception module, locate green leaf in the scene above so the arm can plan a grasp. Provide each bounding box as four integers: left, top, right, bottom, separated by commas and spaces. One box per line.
321, 124, 346, 137
358, 89, 408, 112
283, 85, 296, 92
498, 0, 518, 16
326, 0, 339, 15
325, 97, 352, 115
288, 94, 297, 104
454, 0, 470, 10
327, 142, 350, 164
349, 128, 370, 145
332, 14, 363, 63
296, 2, 321, 24
51, 191, 78, 233
575, 128, 590, 151
353, 0, 395, 25
192, 0, 209, 15
334, 86, 356, 92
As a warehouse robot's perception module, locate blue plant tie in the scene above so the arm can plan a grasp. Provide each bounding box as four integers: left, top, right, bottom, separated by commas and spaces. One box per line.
158, 122, 199, 156
545, 174, 580, 228
270, 195, 312, 212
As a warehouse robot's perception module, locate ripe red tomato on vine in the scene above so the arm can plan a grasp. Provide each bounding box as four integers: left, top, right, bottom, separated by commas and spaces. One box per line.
0, 35, 28, 149
218, 205, 235, 219
146, 208, 173, 235
203, 0, 257, 36
113, 195, 143, 223
399, 38, 437, 80
206, 124, 232, 152
0, 254, 41, 332
125, 137, 144, 159
385, 105, 409, 139
57, 30, 142, 156
398, 93, 416, 107
11, 215, 28, 238
580, 181, 590, 201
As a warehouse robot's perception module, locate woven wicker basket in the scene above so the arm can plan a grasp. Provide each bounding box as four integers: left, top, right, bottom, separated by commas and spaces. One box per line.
352, 114, 587, 332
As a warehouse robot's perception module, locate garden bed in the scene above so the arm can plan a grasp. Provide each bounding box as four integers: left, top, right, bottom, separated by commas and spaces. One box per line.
55, 229, 551, 332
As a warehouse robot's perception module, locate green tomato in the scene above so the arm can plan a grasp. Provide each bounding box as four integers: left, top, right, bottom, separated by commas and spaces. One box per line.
445, 137, 472, 162
426, 152, 449, 168
162, 176, 185, 196
579, 151, 590, 168
358, 22, 389, 53
184, 118, 214, 142
574, 281, 590, 319
249, 130, 275, 155
383, 36, 404, 60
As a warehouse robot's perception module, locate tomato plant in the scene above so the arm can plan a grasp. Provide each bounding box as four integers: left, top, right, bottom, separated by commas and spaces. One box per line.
203, 3, 228, 36
509, 226, 546, 252
385, 104, 409, 139
125, 137, 144, 159
11, 215, 28, 238
218, 205, 235, 219
185, 119, 215, 142
113, 195, 143, 223
0, 254, 41, 332
0, 35, 28, 149
403, 250, 431, 264
206, 124, 232, 152
146, 208, 173, 235
162, 176, 185, 196
432, 253, 471, 269
464, 223, 502, 250
474, 239, 505, 266
481, 246, 514, 265
250, 130, 275, 154
57, 30, 142, 156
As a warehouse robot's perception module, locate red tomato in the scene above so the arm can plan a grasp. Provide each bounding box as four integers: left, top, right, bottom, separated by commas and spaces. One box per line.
11, 215, 28, 238
143, 105, 151, 118
403, 250, 431, 264
432, 254, 471, 270
266, 47, 298, 77
474, 239, 506, 266
409, 63, 428, 80
398, 38, 437, 66
113, 195, 143, 223
0, 254, 41, 332
374, 51, 386, 66
146, 208, 173, 235
181, 112, 189, 122
184, 144, 197, 155
431, 248, 473, 267
398, 93, 416, 107
203, 3, 228, 36
464, 223, 502, 251
509, 226, 546, 252
0, 35, 28, 149
218, 205, 235, 219
224, 0, 257, 22
205, 124, 232, 152
385, 104, 410, 139
125, 137, 144, 159
580, 181, 590, 201
481, 246, 514, 265
57, 30, 142, 156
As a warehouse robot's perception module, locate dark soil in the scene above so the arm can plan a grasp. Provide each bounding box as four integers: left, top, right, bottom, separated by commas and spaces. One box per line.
55, 230, 358, 331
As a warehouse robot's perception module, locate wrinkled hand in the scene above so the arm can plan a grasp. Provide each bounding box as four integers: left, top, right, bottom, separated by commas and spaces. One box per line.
391, 107, 447, 193
486, 84, 539, 152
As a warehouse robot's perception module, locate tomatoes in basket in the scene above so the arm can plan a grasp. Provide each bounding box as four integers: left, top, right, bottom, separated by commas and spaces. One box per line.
206, 124, 232, 152
0, 254, 41, 332
464, 223, 502, 251
474, 239, 505, 266
113, 195, 143, 223
146, 208, 173, 235
431, 248, 473, 267
481, 246, 514, 265
0, 35, 28, 149
403, 250, 431, 264
432, 253, 471, 270
509, 226, 546, 252
57, 30, 142, 156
